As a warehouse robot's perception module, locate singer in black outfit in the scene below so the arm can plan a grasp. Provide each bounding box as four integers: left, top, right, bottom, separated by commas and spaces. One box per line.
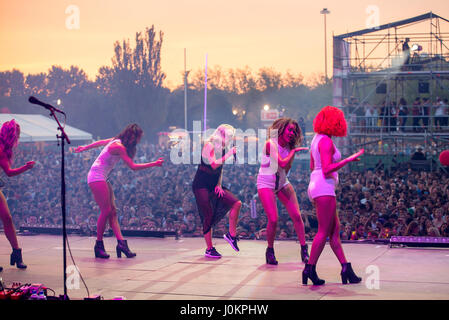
192, 124, 242, 258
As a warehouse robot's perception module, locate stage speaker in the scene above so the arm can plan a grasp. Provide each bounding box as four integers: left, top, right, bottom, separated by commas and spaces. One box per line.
20, 224, 177, 238
376, 83, 387, 94
390, 236, 449, 248
418, 82, 429, 93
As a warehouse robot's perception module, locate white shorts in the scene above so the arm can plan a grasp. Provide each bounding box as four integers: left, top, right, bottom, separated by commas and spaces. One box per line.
256, 173, 289, 193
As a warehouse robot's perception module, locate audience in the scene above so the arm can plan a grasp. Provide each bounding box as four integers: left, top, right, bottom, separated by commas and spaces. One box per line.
2, 141, 448, 242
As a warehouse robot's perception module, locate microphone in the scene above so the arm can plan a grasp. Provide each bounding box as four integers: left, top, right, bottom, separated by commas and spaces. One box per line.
233, 141, 237, 163
28, 96, 65, 115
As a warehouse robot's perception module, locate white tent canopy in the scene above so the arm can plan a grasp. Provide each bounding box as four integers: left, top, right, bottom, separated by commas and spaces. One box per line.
0, 114, 93, 142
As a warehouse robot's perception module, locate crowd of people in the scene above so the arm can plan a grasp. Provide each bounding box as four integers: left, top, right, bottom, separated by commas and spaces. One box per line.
346, 97, 449, 133
3, 140, 449, 243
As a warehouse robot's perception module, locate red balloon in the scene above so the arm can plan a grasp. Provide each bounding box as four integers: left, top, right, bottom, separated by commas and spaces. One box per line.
439, 150, 449, 166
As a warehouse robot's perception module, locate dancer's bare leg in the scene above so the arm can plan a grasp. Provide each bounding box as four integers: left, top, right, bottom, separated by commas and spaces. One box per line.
228, 200, 241, 237
308, 196, 335, 265
258, 188, 278, 248
106, 182, 124, 240
0, 191, 19, 249
277, 184, 307, 246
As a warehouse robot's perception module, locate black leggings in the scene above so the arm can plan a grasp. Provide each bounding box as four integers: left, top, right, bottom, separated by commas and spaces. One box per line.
193, 187, 239, 235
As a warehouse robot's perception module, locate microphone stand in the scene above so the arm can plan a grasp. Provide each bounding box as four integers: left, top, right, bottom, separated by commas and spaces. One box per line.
48, 108, 71, 300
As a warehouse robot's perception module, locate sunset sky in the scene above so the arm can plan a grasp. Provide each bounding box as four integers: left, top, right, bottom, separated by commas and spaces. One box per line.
1, 0, 448, 88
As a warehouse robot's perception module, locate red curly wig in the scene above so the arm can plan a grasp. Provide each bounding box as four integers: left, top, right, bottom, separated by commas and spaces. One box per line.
313, 106, 347, 137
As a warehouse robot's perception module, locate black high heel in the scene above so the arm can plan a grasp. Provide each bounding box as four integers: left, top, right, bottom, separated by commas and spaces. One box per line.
10, 248, 27, 269
116, 240, 136, 258
300, 244, 309, 263
265, 247, 278, 265
94, 240, 110, 259
302, 263, 325, 285
341, 262, 362, 284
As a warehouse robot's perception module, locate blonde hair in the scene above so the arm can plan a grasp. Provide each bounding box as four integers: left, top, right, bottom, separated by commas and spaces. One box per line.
208, 124, 235, 149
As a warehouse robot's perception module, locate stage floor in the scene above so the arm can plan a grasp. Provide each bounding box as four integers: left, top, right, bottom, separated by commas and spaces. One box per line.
1, 234, 448, 300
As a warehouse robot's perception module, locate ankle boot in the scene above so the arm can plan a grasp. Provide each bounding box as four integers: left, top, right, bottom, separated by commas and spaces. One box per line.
300, 244, 309, 263
116, 240, 136, 258
94, 240, 110, 259
265, 247, 278, 265
302, 263, 325, 285
341, 262, 362, 284
10, 248, 27, 269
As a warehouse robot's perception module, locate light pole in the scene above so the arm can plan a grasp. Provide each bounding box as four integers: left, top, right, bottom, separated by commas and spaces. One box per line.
320, 8, 330, 82
184, 48, 189, 131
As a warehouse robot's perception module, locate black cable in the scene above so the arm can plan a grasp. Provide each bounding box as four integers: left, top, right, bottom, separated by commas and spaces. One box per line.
46, 287, 56, 296
65, 234, 90, 298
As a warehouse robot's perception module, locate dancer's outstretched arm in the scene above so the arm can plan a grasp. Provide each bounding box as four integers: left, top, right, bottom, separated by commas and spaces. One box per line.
74, 138, 114, 153
0, 152, 34, 177
264, 139, 307, 169
319, 135, 364, 178
110, 142, 164, 171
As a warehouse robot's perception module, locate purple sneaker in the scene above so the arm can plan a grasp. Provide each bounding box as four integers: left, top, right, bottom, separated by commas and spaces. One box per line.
224, 232, 240, 252
205, 247, 222, 258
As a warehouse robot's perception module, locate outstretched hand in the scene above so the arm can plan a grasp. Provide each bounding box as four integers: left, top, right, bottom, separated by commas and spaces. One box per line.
74, 146, 85, 153
26, 161, 35, 170
347, 149, 364, 162
154, 157, 164, 167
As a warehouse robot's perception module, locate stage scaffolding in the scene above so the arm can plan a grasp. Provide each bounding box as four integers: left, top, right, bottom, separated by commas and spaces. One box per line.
333, 12, 449, 171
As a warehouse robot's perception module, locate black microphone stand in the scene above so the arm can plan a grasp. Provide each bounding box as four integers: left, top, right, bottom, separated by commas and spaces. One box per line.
48, 107, 71, 300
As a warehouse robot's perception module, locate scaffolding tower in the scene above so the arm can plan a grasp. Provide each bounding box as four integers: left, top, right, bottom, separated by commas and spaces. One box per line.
333, 12, 449, 171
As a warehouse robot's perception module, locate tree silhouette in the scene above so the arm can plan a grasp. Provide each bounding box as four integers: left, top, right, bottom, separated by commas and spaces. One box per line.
96, 25, 168, 137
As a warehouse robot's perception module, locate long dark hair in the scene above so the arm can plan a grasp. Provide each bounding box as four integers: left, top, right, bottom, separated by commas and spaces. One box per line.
268, 117, 302, 149
115, 123, 143, 158
0, 119, 20, 163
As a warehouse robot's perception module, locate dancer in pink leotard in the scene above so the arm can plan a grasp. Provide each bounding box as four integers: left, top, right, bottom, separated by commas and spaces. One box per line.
302, 106, 364, 285
75, 124, 164, 259
0, 120, 35, 270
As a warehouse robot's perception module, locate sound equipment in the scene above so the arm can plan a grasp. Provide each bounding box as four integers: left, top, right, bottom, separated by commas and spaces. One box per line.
19, 224, 177, 238
376, 83, 387, 94
390, 236, 449, 248
418, 82, 429, 93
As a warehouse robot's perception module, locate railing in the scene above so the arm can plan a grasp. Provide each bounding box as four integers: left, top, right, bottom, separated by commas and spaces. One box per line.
347, 113, 449, 134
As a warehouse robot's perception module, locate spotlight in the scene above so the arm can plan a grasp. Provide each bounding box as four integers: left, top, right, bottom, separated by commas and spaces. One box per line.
411, 44, 422, 52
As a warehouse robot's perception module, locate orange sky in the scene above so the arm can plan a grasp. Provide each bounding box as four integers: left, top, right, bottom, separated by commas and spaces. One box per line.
1, 0, 448, 88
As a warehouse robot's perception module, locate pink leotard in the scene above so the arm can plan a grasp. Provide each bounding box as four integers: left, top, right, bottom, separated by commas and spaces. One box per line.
256, 139, 290, 192
307, 134, 341, 200
87, 139, 121, 183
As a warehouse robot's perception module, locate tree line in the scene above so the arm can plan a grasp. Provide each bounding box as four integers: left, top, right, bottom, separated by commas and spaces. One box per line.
0, 25, 332, 141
